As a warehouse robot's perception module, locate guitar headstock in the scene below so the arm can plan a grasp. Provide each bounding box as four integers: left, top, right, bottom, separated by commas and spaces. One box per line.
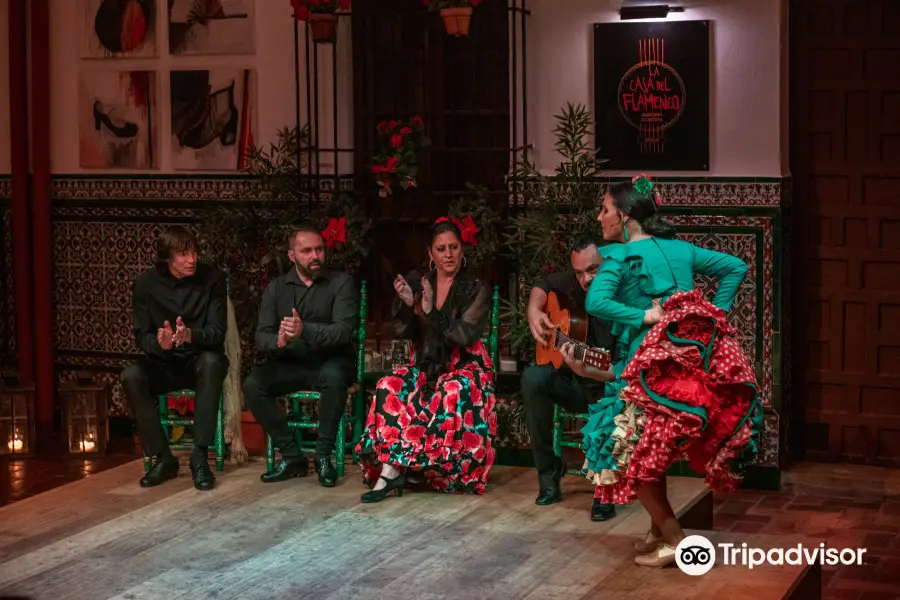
584, 348, 612, 371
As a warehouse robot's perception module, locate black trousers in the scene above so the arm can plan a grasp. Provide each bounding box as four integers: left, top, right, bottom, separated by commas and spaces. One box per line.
521, 363, 599, 489
121, 352, 228, 458
243, 357, 353, 456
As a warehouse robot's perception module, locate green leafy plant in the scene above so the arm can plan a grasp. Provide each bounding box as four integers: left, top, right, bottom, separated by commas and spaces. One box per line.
447, 183, 500, 271
503, 103, 608, 363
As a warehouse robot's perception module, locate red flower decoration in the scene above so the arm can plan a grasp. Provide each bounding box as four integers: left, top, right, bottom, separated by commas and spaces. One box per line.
435, 215, 478, 246
459, 215, 479, 246
321, 216, 346, 248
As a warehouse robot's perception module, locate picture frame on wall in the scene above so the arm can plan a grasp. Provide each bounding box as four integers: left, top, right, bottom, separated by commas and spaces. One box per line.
168, 0, 255, 56
593, 20, 710, 171
169, 68, 256, 171
78, 69, 159, 169
81, 0, 158, 59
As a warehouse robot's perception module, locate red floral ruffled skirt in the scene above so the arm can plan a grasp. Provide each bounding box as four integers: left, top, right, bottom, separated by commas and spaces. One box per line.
584, 289, 763, 505
355, 340, 497, 494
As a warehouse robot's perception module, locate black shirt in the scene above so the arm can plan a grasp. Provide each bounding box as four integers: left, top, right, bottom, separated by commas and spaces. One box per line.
533, 269, 618, 358
132, 262, 227, 360
255, 267, 359, 362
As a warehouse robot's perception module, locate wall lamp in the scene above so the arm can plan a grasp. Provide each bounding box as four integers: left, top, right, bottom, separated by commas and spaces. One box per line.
619, 5, 685, 20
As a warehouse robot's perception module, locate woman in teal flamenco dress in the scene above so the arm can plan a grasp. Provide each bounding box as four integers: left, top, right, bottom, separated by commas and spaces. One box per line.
560, 175, 763, 568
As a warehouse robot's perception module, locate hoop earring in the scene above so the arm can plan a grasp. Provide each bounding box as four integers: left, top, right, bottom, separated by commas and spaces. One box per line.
429, 259, 436, 271
462, 256, 467, 268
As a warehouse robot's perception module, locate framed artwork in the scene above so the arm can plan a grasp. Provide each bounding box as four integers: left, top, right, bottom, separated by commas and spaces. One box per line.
593, 20, 710, 171
170, 68, 255, 171
81, 0, 157, 59
168, 0, 255, 56
79, 70, 159, 169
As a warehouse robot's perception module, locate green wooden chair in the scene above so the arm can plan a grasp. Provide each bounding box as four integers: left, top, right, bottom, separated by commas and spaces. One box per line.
552, 406, 589, 476
486, 285, 501, 377
144, 390, 227, 473
264, 280, 369, 478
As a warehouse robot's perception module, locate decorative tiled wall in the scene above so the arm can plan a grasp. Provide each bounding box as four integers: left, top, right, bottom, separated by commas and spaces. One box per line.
0, 175, 787, 476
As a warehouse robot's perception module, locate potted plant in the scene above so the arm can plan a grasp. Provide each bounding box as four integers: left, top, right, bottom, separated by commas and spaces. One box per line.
370, 116, 430, 198
424, 0, 482, 36
290, 0, 350, 43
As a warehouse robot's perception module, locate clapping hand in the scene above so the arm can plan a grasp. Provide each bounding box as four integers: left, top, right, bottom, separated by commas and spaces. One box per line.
172, 316, 191, 347
158, 320, 175, 351
420, 277, 434, 314
278, 308, 302, 348
394, 275, 415, 307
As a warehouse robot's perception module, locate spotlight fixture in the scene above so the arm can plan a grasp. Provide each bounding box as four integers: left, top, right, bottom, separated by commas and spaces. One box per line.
619, 4, 684, 20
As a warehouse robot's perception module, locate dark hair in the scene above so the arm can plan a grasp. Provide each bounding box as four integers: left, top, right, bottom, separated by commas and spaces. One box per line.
287, 222, 323, 248
157, 226, 198, 262
606, 180, 677, 239
569, 231, 604, 253
430, 217, 463, 247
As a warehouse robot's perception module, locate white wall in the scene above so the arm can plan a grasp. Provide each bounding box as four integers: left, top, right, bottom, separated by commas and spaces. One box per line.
523, 0, 788, 177
47, 0, 353, 174
4, 0, 788, 178
0, 0, 11, 174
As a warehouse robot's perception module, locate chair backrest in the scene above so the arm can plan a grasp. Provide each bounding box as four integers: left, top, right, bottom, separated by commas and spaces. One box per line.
481, 285, 501, 375
356, 280, 369, 384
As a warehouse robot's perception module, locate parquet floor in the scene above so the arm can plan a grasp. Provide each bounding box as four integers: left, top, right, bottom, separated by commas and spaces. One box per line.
0, 458, 813, 600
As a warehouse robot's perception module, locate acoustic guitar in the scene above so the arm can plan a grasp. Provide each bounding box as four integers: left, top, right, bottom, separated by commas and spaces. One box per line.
535, 291, 612, 371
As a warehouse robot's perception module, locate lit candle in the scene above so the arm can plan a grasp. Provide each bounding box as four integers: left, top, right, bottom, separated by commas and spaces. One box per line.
80, 434, 95, 452
7, 435, 23, 452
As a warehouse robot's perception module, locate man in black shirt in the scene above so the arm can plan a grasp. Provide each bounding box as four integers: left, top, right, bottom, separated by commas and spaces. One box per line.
244, 224, 359, 488
121, 226, 227, 491
522, 232, 618, 521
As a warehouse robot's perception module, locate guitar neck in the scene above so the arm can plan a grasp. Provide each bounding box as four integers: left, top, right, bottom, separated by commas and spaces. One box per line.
572, 342, 611, 369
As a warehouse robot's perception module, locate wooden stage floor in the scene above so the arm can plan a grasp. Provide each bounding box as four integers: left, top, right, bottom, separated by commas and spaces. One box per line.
0, 459, 819, 599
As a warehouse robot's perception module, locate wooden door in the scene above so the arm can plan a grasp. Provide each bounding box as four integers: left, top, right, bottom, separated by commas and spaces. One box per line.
791, 0, 900, 465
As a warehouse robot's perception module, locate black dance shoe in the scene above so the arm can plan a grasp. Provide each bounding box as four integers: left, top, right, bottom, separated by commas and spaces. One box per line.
360, 475, 406, 503
260, 457, 309, 483
139, 456, 179, 488
535, 486, 562, 505
314, 454, 337, 487
591, 500, 616, 521
190, 460, 216, 491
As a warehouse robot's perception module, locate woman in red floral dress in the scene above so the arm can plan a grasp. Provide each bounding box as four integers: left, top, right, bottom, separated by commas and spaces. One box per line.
355, 218, 497, 503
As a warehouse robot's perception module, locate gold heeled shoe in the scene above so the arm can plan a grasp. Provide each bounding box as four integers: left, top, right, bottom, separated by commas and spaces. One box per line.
634, 542, 677, 568
634, 531, 663, 553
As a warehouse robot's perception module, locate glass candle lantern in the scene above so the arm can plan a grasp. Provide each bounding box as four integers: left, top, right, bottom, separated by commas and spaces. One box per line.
0, 376, 36, 457
59, 374, 109, 456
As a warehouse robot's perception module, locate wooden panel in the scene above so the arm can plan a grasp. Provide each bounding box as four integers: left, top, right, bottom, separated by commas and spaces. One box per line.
0, 461, 815, 600
792, 0, 900, 465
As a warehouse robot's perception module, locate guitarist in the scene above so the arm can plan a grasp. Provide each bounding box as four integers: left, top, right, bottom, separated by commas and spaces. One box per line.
522, 232, 619, 521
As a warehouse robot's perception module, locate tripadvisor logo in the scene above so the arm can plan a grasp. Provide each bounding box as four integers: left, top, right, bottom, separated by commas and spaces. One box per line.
676, 535, 867, 576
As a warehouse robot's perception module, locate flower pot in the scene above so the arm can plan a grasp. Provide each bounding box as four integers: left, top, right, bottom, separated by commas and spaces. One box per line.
308, 13, 338, 43
440, 7, 472, 36
240, 411, 266, 456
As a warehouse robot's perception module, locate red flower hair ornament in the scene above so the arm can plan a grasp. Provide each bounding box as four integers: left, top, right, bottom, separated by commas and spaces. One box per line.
632, 173, 662, 206
435, 216, 479, 246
